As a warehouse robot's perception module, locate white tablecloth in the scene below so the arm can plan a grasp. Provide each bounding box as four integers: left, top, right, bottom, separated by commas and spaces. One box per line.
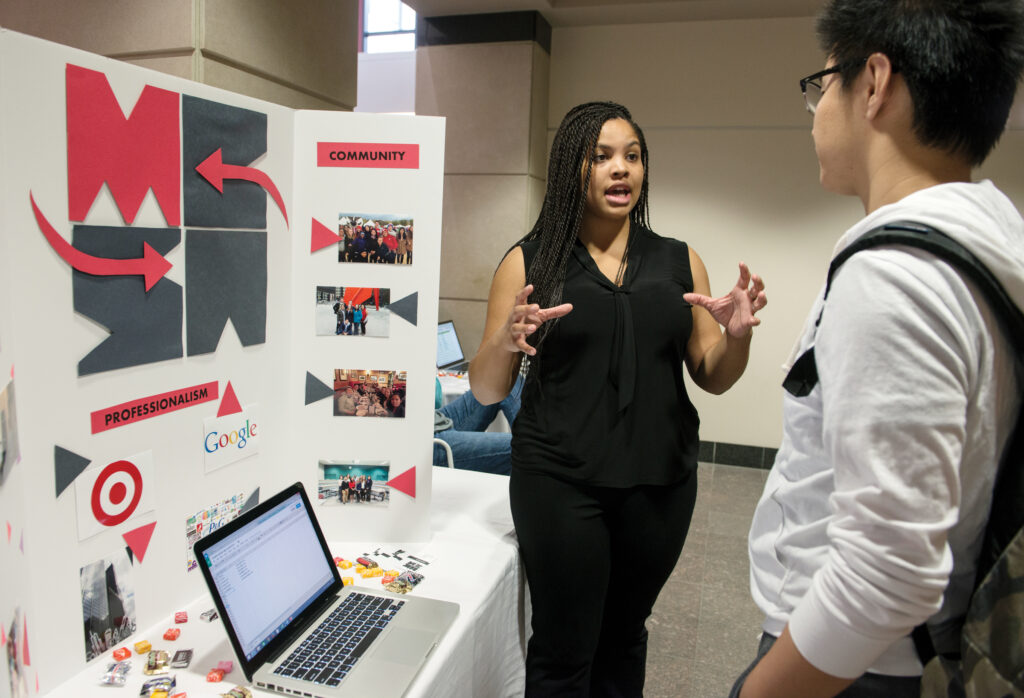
47, 468, 526, 698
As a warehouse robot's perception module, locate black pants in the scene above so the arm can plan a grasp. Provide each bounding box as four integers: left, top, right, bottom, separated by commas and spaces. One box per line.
510, 467, 698, 697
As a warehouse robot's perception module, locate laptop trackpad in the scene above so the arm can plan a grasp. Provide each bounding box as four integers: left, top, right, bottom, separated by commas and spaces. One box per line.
373, 628, 438, 666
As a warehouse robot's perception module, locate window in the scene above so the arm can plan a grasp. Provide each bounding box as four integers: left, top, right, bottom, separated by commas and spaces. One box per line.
362, 0, 416, 53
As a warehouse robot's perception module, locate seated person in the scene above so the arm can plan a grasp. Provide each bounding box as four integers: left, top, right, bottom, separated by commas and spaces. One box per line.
433, 374, 523, 475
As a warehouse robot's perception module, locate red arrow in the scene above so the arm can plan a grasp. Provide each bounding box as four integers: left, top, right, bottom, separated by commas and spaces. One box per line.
196, 148, 289, 227
311, 217, 341, 253
31, 193, 172, 292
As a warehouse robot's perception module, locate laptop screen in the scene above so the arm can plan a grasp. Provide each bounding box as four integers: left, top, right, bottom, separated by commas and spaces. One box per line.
436, 320, 465, 369
199, 491, 336, 660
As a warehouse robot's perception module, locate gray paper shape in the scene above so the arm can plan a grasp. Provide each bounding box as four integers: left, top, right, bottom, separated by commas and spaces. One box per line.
73, 226, 183, 376
240, 487, 260, 515
185, 229, 267, 356
305, 372, 333, 405
182, 95, 268, 229
54, 445, 91, 498
389, 292, 418, 326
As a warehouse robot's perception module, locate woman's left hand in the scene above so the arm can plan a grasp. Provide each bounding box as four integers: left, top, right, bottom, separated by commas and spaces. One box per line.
684, 262, 766, 338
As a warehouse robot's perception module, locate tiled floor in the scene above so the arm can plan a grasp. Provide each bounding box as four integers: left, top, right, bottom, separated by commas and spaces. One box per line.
645, 463, 768, 697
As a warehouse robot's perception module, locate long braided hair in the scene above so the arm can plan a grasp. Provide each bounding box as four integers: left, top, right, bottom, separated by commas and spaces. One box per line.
517, 101, 651, 356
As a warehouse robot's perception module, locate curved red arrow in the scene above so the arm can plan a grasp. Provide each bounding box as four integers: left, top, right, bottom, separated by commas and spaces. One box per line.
196, 149, 289, 227
31, 193, 172, 292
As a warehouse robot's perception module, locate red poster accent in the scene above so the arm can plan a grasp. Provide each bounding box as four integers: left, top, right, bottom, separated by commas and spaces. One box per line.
31, 193, 172, 291
123, 522, 158, 563
311, 217, 340, 253
388, 467, 417, 498
66, 64, 181, 226
196, 148, 289, 226
217, 381, 242, 417
91, 381, 219, 434
317, 142, 420, 169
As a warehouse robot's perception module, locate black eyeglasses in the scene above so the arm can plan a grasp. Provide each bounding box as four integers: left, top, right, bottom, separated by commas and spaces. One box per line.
799, 65, 844, 114
799, 59, 873, 114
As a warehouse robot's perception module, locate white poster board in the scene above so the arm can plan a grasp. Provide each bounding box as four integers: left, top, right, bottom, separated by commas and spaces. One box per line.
0, 29, 443, 695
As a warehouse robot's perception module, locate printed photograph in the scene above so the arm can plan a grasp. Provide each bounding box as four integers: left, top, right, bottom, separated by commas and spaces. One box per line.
185, 492, 248, 572
0, 379, 21, 488
337, 213, 413, 265
6, 608, 29, 698
317, 460, 390, 507
333, 369, 407, 418
80, 548, 137, 662
315, 286, 392, 337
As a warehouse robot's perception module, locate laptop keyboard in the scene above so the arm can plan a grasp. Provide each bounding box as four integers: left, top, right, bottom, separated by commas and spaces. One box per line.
272, 592, 405, 687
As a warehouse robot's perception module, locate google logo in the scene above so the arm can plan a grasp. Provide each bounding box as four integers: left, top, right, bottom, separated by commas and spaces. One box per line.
205, 419, 258, 452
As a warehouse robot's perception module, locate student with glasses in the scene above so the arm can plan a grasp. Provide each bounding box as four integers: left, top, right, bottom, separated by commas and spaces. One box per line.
731, 1, 1024, 697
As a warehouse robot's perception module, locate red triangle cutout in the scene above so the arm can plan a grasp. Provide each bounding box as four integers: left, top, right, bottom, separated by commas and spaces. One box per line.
388, 467, 416, 498
22, 616, 29, 666
5, 521, 10, 543
123, 522, 158, 563
1, 619, 6, 646
217, 381, 242, 417
311, 218, 341, 253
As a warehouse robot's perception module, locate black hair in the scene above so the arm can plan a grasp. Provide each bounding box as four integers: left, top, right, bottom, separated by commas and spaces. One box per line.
818, 0, 1024, 166
515, 101, 650, 355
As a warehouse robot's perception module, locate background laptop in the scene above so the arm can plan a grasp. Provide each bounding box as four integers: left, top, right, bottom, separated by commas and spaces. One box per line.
436, 320, 469, 372
193, 482, 459, 698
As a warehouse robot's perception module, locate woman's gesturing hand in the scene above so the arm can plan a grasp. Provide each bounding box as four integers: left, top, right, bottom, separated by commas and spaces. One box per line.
501, 284, 573, 356
684, 262, 766, 338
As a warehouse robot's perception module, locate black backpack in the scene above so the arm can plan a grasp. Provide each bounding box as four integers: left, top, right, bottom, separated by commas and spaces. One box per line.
782, 221, 1024, 697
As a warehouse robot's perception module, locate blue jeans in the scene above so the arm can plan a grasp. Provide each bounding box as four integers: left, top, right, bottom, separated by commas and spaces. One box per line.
433, 376, 522, 475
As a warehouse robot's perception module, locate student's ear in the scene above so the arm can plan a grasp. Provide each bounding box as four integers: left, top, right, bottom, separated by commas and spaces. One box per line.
864, 52, 897, 120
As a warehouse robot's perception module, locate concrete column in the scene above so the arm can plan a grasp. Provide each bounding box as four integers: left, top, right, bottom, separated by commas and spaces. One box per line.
415, 11, 550, 357
0, 0, 357, 110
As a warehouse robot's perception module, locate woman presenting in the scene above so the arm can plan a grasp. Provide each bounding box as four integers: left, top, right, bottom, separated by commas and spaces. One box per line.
470, 101, 766, 696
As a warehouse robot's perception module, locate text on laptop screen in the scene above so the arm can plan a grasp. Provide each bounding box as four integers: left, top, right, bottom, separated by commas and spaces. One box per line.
201, 493, 335, 659
436, 321, 464, 368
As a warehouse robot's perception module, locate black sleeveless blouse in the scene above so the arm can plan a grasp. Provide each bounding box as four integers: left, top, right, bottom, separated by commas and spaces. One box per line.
511, 225, 700, 487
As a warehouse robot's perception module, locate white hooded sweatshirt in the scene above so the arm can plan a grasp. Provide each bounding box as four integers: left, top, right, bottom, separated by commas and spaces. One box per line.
749, 180, 1024, 679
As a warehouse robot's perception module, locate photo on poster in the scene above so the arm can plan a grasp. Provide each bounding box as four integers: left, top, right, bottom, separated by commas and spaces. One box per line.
337, 213, 413, 265
0, 379, 21, 488
315, 286, 392, 337
80, 548, 137, 662
333, 369, 407, 418
318, 460, 390, 507
6, 608, 29, 698
184, 491, 247, 572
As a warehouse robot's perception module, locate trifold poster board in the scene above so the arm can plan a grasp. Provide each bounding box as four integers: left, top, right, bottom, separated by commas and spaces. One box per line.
0, 29, 444, 695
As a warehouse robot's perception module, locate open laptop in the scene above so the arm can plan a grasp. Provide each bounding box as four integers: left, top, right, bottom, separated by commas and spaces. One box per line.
436, 320, 468, 372
193, 482, 459, 698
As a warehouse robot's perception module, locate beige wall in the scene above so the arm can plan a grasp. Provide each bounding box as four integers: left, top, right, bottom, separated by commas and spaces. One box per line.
0, 0, 358, 110
548, 16, 1024, 448
417, 39, 549, 356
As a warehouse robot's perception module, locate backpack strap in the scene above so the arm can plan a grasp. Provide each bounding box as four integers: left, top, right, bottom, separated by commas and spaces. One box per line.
780, 220, 1024, 666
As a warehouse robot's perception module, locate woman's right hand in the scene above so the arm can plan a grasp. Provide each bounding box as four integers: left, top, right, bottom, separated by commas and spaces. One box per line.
498, 284, 573, 356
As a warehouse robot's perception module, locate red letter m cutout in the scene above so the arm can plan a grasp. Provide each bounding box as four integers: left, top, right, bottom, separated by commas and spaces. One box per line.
66, 64, 180, 226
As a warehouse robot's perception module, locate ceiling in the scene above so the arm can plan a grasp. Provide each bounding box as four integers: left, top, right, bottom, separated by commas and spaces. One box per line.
401, 0, 826, 27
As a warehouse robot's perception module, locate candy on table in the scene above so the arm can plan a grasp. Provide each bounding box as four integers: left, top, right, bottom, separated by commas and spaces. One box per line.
382, 575, 396, 584
354, 564, 366, 574
333, 556, 344, 566
134, 640, 152, 654
386, 569, 400, 577
112, 647, 131, 661
341, 576, 355, 586
174, 611, 188, 623
339, 559, 353, 569
206, 668, 225, 683
216, 660, 233, 673
220, 688, 252, 698
163, 628, 181, 641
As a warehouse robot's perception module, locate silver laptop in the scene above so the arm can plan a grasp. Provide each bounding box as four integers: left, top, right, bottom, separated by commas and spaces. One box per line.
436, 320, 468, 371
193, 482, 459, 697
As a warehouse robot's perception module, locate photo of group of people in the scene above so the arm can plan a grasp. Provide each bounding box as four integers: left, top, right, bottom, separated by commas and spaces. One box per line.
333, 369, 407, 418
317, 460, 390, 508
315, 286, 392, 338
337, 213, 413, 265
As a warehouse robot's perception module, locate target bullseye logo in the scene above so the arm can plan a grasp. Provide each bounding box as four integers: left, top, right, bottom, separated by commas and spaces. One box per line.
91, 460, 143, 526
